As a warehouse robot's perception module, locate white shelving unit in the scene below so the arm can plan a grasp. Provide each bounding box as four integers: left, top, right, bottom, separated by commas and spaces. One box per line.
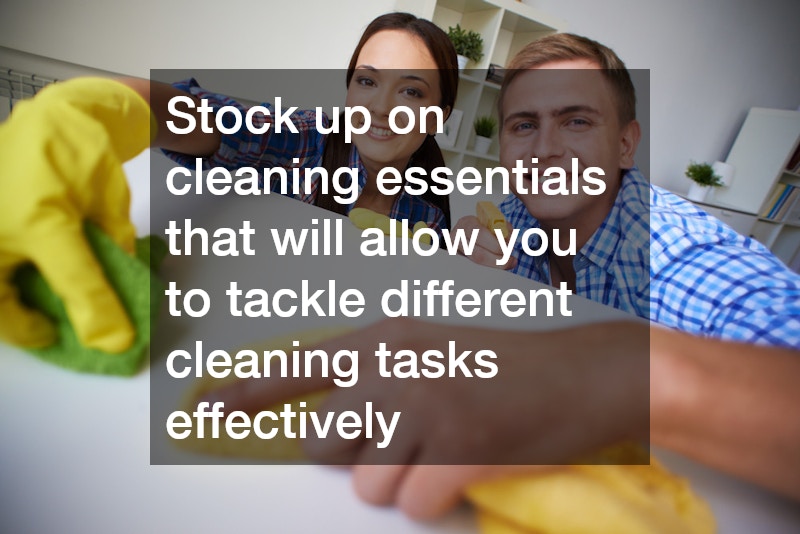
397, 0, 563, 171
692, 107, 800, 271
396, 0, 563, 219
750, 167, 800, 271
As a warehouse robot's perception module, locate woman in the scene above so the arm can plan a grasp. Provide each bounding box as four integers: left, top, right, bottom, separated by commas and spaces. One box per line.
150, 12, 458, 233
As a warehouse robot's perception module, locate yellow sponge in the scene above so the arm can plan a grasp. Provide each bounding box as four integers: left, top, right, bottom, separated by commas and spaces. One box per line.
476, 201, 510, 239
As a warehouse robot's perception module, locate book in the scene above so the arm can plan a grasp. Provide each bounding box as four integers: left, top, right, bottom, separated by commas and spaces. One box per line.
782, 189, 800, 224
760, 184, 786, 218
775, 186, 799, 221
766, 184, 789, 219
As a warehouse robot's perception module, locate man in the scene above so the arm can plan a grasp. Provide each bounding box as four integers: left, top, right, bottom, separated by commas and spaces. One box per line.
455, 33, 800, 347
214, 34, 800, 518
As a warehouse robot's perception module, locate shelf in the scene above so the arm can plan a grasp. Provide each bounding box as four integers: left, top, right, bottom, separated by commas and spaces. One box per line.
458, 72, 484, 84
463, 149, 500, 162
781, 170, 800, 185
758, 218, 800, 229
687, 196, 758, 216
704, 107, 800, 271
713, 108, 800, 213
399, 0, 562, 70
459, 72, 502, 91
436, 0, 498, 14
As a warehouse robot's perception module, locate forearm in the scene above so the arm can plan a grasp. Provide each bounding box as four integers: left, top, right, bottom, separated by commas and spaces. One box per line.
116, 77, 221, 156
650, 326, 800, 500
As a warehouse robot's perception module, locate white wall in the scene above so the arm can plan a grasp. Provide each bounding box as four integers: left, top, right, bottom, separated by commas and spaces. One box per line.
0, 0, 394, 74
525, 0, 800, 192
2, 0, 799, 193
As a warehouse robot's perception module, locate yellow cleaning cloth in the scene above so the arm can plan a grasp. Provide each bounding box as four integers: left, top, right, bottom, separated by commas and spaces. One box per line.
467, 445, 716, 534
174, 329, 716, 534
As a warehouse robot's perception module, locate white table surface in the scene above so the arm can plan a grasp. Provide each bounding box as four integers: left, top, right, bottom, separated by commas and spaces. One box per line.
2, 158, 799, 533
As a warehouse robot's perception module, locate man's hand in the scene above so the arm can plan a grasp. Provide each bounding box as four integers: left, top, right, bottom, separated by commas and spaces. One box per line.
206, 318, 651, 518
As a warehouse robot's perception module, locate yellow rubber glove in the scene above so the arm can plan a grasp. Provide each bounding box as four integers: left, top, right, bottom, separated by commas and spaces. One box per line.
0, 77, 152, 352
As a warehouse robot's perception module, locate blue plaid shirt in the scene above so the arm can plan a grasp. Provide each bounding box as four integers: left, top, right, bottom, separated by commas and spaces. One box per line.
499, 168, 800, 348
163, 79, 446, 236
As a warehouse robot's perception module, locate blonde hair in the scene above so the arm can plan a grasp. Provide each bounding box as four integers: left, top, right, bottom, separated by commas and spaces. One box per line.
498, 33, 636, 126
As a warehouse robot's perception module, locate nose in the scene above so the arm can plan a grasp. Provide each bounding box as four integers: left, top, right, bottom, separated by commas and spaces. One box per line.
368, 86, 394, 121
530, 121, 565, 164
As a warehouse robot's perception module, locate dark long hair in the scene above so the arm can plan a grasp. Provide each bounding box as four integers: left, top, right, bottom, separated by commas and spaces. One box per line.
317, 12, 458, 229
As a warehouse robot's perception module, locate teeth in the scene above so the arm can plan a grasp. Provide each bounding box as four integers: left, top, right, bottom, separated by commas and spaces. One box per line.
353, 122, 394, 137
370, 126, 393, 137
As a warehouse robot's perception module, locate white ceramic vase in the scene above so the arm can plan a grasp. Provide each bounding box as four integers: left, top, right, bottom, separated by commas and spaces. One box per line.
473, 135, 492, 154
687, 182, 709, 202
457, 55, 469, 72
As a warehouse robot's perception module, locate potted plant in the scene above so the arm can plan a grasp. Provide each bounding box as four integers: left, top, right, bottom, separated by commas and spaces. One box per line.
447, 24, 484, 71
473, 115, 496, 154
685, 161, 723, 201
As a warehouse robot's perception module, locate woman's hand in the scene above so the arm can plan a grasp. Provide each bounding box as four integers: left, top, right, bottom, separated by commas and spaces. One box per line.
0, 78, 150, 352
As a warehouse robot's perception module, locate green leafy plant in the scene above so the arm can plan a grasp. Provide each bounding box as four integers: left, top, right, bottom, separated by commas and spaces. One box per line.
474, 115, 497, 138
685, 161, 723, 187
447, 24, 484, 63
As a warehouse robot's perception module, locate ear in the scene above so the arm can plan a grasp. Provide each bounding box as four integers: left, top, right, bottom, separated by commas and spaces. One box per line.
428, 105, 451, 134
442, 105, 452, 122
619, 119, 641, 169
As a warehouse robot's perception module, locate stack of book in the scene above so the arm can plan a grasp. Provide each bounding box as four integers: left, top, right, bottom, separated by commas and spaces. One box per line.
761, 183, 800, 223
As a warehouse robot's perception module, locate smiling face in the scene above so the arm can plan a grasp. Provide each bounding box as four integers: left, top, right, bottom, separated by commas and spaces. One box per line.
345, 29, 447, 177
500, 59, 639, 235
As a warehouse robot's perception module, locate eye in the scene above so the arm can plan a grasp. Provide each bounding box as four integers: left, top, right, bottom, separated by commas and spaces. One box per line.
355, 76, 376, 87
565, 117, 591, 130
511, 121, 535, 132
400, 86, 424, 98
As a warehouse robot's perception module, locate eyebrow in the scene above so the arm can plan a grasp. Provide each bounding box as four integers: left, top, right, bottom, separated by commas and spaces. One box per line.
555, 105, 601, 117
354, 64, 432, 89
504, 105, 601, 123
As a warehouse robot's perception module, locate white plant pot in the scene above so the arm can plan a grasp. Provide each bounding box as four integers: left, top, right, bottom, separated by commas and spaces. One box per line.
457, 55, 469, 72
473, 135, 492, 154
687, 182, 709, 202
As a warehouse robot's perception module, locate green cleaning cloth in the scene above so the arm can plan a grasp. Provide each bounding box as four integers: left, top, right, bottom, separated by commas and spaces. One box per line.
13, 222, 166, 376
